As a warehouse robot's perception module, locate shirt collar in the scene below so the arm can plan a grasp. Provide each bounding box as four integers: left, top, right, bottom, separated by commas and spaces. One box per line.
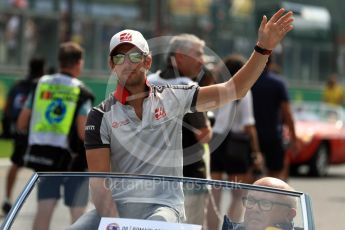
60, 71, 74, 78
114, 79, 151, 104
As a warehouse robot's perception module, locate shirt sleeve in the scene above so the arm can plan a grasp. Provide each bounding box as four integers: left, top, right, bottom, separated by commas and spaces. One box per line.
84, 108, 110, 150
24, 93, 33, 109
238, 91, 255, 127
170, 85, 199, 114
78, 99, 92, 116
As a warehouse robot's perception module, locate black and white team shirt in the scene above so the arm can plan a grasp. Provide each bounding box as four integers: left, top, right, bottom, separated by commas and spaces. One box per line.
85, 82, 199, 214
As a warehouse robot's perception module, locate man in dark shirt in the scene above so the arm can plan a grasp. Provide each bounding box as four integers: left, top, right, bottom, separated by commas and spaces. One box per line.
251, 58, 297, 181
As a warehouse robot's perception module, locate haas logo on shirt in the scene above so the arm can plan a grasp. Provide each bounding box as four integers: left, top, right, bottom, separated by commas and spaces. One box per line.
154, 107, 167, 120
120, 32, 132, 42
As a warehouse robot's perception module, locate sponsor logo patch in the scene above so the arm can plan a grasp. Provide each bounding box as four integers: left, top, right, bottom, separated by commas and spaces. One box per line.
120, 32, 132, 42
112, 118, 130, 128
85, 125, 95, 131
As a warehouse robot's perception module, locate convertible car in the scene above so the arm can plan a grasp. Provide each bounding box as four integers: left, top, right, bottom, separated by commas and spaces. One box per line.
1, 172, 314, 230
287, 102, 345, 177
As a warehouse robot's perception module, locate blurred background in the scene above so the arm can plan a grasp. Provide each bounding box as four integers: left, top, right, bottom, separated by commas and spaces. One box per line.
0, 0, 344, 107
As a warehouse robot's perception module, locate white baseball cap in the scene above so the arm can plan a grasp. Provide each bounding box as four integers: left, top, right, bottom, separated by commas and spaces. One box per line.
109, 29, 149, 55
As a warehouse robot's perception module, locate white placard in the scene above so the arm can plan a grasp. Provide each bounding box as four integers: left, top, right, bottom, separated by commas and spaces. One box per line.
98, 217, 202, 230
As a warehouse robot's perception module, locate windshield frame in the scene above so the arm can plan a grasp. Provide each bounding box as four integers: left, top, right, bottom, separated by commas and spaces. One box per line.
1, 172, 314, 230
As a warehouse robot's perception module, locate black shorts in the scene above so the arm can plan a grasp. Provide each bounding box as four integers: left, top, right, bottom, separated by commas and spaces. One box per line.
210, 134, 252, 174
37, 176, 89, 207
10, 134, 28, 167
259, 138, 285, 171
183, 160, 206, 179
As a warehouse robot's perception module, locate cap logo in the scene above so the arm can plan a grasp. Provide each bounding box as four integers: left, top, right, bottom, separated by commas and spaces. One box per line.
119, 32, 132, 42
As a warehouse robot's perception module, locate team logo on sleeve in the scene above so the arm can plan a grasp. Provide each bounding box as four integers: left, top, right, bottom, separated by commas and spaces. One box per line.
85, 125, 95, 131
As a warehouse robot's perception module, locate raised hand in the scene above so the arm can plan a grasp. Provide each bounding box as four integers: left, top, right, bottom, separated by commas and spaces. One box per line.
257, 8, 294, 50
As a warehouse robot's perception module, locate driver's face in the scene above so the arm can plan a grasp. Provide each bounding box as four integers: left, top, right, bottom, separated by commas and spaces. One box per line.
110, 43, 151, 87
243, 192, 293, 230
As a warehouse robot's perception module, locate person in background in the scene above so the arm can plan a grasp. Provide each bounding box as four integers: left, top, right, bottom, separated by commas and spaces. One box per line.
251, 57, 298, 181
322, 73, 345, 106
222, 177, 297, 230
208, 54, 264, 229
17, 42, 94, 229
5, 14, 20, 65
148, 34, 213, 226
1, 57, 45, 215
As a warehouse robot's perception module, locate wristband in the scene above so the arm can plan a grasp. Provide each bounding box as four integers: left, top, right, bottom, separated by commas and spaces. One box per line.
254, 45, 272, 55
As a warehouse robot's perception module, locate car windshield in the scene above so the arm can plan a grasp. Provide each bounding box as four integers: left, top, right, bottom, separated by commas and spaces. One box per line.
1, 173, 313, 230
293, 102, 344, 123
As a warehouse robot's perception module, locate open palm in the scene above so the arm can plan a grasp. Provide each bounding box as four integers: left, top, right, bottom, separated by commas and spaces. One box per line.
257, 8, 294, 50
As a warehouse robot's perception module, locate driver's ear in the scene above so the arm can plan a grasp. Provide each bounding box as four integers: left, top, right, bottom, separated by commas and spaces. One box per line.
109, 57, 115, 69
144, 55, 152, 70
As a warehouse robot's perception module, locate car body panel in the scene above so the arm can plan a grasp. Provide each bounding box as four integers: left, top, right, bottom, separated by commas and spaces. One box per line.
287, 102, 345, 167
